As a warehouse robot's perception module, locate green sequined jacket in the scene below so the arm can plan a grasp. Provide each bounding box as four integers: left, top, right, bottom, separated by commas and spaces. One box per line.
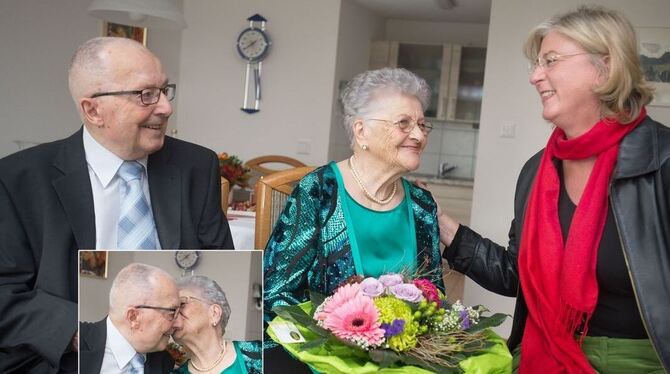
263, 165, 444, 346
171, 340, 262, 374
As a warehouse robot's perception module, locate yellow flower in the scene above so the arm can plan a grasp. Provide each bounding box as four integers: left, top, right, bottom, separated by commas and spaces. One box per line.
374, 296, 418, 352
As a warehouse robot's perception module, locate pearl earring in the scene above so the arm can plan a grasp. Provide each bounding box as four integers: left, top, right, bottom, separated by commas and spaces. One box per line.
361, 144, 368, 151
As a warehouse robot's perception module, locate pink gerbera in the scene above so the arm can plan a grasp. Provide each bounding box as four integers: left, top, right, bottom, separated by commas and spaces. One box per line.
315, 283, 362, 322
323, 294, 385, 347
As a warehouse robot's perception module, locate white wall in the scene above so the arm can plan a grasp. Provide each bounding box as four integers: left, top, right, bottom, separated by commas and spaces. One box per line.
0, 0, 93, 158
175, 0, 341, 166
79, 250, 263, 341
328, 0, 386, 162
0, 0, 183, 158
469, 0, 670, 337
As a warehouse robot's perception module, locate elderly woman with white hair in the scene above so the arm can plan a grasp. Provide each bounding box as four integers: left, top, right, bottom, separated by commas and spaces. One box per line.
263, 68, 445, 372
171, 275, 261, 374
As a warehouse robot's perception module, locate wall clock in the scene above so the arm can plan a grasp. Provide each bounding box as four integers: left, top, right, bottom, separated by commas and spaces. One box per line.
238, 14, 271, 114
175, 250, 200, 272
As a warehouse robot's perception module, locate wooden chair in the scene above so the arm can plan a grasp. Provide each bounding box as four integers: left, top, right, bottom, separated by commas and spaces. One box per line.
221, 177, 230, 213
254, 166, 315, 248
244, 155, 306, 175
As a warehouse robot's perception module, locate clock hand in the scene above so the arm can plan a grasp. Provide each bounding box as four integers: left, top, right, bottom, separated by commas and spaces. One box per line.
245, 39, 258, 50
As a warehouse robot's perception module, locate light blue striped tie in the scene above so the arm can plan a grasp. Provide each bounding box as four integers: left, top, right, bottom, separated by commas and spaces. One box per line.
128, 352, 145, 374
117, 161, 158, 249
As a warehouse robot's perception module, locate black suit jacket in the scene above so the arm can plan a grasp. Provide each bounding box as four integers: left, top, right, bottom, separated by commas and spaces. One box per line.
80, 319, 174, 374
0, 129, 233, 373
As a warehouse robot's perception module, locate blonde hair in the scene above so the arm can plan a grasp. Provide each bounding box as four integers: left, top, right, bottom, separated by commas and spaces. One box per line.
524, 5, 653, 123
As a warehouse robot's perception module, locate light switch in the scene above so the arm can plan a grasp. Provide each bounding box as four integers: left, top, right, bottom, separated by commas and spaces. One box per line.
297, 139, 311, 155
500, 122, 516, 138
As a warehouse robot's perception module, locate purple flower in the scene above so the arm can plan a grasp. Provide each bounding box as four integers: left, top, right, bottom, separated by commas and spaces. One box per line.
379, 274, 403, 289
380, 319, 406, 338
460, 310, 471, 329
389, 283, 424, 303
360, 277, 384, 297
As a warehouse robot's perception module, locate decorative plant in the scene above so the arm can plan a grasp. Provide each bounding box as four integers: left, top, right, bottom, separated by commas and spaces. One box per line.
218, 153, 251, 188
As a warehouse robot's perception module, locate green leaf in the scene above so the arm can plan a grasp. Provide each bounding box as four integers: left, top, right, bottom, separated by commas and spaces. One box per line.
299, 337, 328, 351
272, 305, 330, 337
369, 349, 401, 368
466, 313, 509, 333
309, 291, 326, 313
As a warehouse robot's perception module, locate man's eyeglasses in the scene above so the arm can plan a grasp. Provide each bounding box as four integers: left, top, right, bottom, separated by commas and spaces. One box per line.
366, 118, 433, 135
528, 52, 602, 74
134, 303, 181, 321
90, 83, 176, 105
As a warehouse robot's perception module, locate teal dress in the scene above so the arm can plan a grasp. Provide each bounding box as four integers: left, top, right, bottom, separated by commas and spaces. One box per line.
264, 163, 444, 353
332, 163, 417, 277
171, 341, 261, 374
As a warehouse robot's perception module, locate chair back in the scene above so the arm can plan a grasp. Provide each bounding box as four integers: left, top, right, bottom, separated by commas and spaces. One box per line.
254, 166, 315, 248
245, 155, 306, 175
221, 177, 230, 213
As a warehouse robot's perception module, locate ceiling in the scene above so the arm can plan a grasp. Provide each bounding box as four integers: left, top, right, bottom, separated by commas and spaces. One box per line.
349, 0, 492, 24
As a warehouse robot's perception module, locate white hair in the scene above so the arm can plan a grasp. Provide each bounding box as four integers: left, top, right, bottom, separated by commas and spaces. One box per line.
339, 67, 431, 146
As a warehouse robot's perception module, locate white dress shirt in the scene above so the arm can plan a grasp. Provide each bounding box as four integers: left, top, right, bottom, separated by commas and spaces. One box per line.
82, 127, 161, 249
101, 317, 146, 374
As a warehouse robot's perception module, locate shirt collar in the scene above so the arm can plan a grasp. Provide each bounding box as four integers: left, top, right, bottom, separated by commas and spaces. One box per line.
106, 317, 145, 371
83, 126, 149, 187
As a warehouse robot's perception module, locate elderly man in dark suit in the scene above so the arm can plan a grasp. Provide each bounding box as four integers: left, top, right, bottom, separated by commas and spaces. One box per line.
80, 263, 180, 374
0, 37, 233, 373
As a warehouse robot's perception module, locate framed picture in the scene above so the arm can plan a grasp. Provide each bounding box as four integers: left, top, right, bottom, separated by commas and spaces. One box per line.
103, 21, 146, 46
638, 27, 670, 106
79, 250, 108, 279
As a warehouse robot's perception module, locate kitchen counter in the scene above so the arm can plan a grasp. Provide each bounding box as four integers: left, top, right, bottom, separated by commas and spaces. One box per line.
407, 173, 474, 187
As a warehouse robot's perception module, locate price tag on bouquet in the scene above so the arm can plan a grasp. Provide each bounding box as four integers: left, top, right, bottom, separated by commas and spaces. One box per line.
269, 321, 306, 343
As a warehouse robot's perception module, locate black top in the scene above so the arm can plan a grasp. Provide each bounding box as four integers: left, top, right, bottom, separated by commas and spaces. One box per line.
558, 166, 647, 338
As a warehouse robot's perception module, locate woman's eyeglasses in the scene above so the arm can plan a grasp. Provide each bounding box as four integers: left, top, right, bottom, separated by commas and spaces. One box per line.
366, 118, 433, 135
528, 52, 603, 74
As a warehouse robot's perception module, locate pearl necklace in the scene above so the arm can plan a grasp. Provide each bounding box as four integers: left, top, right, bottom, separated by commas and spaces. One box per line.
190, 340, 227, 372
348, 156, 397, 205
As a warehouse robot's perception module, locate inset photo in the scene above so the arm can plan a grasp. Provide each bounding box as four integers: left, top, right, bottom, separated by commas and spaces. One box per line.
79, 250, 262, 374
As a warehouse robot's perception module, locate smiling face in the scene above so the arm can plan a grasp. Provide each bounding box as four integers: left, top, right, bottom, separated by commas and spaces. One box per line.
171, 288, 215, 343
84, 44, 172, 160
529, 31, 605, 135
357, 92, 427, 173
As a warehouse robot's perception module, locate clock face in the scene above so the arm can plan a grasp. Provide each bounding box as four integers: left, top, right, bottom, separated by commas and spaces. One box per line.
175, 251, 199, 270
237, 28, 269, 62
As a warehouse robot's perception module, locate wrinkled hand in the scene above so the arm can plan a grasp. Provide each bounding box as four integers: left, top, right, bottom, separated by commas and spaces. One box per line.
71, 330, 79, 353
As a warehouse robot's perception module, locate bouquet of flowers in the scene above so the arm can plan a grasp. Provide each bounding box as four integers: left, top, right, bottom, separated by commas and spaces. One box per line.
218, 152, 251, 188
269, 273, 511, 373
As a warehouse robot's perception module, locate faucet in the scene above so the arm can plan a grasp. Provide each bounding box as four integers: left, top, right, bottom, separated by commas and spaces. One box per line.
438, 162, 457, 178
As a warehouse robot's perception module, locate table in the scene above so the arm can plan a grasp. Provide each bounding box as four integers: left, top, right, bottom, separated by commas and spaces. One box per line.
227, 210, 256, 249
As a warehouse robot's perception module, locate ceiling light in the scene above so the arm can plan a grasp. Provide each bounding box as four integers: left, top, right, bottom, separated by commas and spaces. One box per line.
435, 0, 456, 10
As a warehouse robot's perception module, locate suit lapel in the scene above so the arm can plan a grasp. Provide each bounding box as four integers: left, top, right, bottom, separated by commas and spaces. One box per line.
145, 352, 169, 374
80, 318, 107, 374
148, 142, 181, 249
52, 129, 96, 248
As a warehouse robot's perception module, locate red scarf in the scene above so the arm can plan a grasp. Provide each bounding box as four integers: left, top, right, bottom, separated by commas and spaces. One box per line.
518, 108, 646, 373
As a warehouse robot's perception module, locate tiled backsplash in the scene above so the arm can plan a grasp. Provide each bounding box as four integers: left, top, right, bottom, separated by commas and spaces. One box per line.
415, 121, 478, 180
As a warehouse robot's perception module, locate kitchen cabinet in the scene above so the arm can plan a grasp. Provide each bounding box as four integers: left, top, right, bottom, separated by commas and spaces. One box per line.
369, 41, 486, 123
422, 180, 473, 303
